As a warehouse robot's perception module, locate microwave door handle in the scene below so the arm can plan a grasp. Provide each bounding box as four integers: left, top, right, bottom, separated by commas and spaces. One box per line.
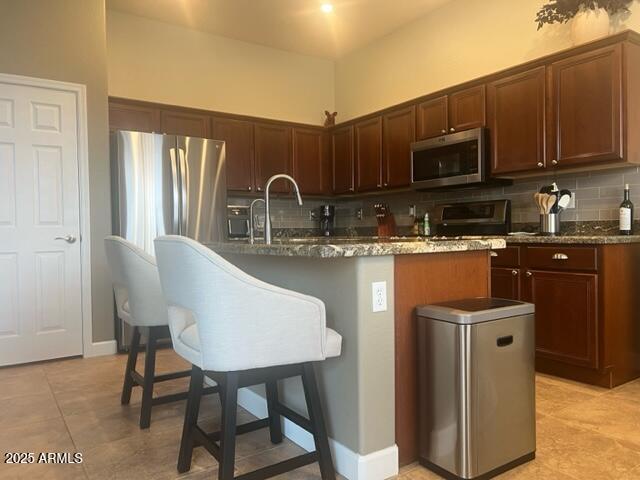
178, 148, 188, 236
169, 148, 180, 235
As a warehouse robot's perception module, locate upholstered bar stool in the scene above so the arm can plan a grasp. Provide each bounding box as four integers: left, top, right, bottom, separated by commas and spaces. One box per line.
104, 236, 218, 428
154, 235, 342, 480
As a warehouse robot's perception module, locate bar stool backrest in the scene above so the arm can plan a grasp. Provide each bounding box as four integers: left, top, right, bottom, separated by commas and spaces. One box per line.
154, 235, 328, 372
104, 236, 169, 328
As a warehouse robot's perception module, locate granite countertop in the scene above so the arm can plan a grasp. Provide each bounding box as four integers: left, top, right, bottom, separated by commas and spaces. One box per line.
501, 233, 640, 244
207, 237, 506, 258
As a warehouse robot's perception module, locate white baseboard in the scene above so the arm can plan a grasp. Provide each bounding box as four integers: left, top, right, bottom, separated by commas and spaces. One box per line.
237, 387, 398, 480
84, 339, 117, 358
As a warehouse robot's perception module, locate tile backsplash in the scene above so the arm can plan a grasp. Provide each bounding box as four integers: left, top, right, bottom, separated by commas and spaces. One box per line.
230, 166, 640, 232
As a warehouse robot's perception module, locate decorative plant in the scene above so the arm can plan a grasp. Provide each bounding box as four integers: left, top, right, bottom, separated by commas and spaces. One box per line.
536, 0, 634, 29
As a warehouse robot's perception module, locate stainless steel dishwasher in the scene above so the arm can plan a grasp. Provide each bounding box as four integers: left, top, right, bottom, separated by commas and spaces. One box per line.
416, 298, 535, 480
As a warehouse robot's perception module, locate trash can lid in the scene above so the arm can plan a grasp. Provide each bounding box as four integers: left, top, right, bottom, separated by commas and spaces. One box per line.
416, 298, 534, 324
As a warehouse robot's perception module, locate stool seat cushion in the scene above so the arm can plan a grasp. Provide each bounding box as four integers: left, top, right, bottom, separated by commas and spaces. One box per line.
175, 323, 201, 367
325, 328, 342, 358
177, 319, 342, 368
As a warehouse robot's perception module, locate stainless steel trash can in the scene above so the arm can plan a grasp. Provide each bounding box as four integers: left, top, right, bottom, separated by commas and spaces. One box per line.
416, 298, 535, 480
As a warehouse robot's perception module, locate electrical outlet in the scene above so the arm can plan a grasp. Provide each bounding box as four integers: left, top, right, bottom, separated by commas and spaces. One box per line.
371, 281, 387, 312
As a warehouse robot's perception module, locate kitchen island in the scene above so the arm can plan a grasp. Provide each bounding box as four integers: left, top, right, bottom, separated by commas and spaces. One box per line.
207, 237, 505, 478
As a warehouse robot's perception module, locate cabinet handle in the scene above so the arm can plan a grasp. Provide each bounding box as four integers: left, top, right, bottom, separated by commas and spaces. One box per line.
490, 251, 498, 257
441, 129, 447, 134
552, 253, 569, 260
257, 187, 263, 192
526, 271, 532, 277
349, 187, 354, 192
552, 159, 558, 166
384, 182, 388, 187
512, 269, 518, 276
450, 127, 456, 133
537, 162, 544, 168
248, 186, 252, 191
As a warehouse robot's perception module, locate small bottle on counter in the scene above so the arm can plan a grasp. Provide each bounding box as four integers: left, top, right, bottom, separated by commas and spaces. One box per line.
423, 212, 431, 237
619, 184, 634, 235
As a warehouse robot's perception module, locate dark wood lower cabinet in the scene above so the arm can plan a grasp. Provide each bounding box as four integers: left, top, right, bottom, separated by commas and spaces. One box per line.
490, 267, 520, 300
523, 270, 598, 369
490, 244, 640, 388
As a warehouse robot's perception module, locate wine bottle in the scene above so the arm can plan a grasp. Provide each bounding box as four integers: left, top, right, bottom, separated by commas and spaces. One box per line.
619, 184, 634, 235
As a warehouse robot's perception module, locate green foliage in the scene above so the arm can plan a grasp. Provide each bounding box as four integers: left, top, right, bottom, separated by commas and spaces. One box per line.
536, 0, 634, 29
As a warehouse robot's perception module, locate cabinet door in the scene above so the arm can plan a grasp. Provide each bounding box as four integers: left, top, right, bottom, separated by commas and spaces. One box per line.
491, 267, 521, 300
383, 106, 415, 189
254, 123, 292, 193
488, 67, 546, 175
550, 44, 622, 167
449, 85, 486, 133
355, 117, 383, 192
523, 270, 598, 368
293, 127, 328, 195
160, 110, 210, 138
212, 117, 254, 193
416, 96, 448, 140
108, 100, 160, 133
332, 125, 355, 194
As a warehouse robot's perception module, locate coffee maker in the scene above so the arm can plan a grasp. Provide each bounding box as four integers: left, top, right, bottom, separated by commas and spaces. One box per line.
319, 205, 335, 236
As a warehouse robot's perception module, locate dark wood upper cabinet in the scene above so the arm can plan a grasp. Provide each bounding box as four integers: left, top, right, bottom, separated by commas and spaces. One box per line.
212, 117, 254, 193
355, 116, 383, 192
332, 125, 355, 194
523, 270, 598, 369
292, 127, 329, 195
488, 67, 547, 175
108, 101, 160, 133
416, 96, 448, 140
383, 106, 415, 188
449, 85, 486, 133
160, 110, 211, 138
550, 44, 622, 167
254, 123, 292, 194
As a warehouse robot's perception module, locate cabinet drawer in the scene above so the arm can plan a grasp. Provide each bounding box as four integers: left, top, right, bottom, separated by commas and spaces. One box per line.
526, 246, 597, 271
490, 246, 520, 267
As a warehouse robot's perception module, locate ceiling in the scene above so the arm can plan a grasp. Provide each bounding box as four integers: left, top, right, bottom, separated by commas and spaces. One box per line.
106, 0, 453, 59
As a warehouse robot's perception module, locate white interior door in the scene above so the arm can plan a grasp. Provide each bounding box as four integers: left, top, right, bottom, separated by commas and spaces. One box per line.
0, 80, 83, 366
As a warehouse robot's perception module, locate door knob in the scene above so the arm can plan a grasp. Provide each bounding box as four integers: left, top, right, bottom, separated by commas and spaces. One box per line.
512, 269, 518, 276
551, 159, 558, 166
450, 127, 456, 133
525, 271, 532, 277
441, 129, 446, 134
537, 162, 544, 168
55, 235, 76, 244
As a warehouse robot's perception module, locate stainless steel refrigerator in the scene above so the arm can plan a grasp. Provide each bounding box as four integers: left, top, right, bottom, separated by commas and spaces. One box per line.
110, 130, 227, 349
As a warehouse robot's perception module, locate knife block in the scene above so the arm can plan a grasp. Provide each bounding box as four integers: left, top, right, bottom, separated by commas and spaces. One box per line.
376, 214, 397, 238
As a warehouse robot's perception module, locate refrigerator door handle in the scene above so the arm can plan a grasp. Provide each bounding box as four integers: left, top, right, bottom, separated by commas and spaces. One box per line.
169, 147, 180, 234
178, 147, 189, 236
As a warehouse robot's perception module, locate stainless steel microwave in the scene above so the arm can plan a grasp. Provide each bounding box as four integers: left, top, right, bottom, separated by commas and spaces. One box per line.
410, 127, 487, 190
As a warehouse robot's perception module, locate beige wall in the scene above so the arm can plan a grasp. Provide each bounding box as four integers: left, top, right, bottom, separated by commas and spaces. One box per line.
0, 0, 113, 342
106, 11, 335, 125
335, 0, 640, 121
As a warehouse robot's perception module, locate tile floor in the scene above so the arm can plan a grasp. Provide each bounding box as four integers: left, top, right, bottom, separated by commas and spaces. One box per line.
0, 350, 639, 479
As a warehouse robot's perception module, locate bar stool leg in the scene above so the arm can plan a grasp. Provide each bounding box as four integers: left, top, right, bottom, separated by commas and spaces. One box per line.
139, 326, 158, 429
219, 372, 239, 480
121, 326, 141, 405
265, 380, 283, 444
178, 365, 204, 473
302, 363, 336, 480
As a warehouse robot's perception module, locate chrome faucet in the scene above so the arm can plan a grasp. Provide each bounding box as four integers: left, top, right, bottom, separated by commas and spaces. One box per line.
264, 174, 303, 244
249, 198, 265, 244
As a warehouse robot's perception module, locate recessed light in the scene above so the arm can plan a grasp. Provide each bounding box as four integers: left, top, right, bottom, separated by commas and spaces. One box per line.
321, 3, 333, 13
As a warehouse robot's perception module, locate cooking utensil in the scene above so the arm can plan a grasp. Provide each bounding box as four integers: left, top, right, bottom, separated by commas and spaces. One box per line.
557, 190, 572, 211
